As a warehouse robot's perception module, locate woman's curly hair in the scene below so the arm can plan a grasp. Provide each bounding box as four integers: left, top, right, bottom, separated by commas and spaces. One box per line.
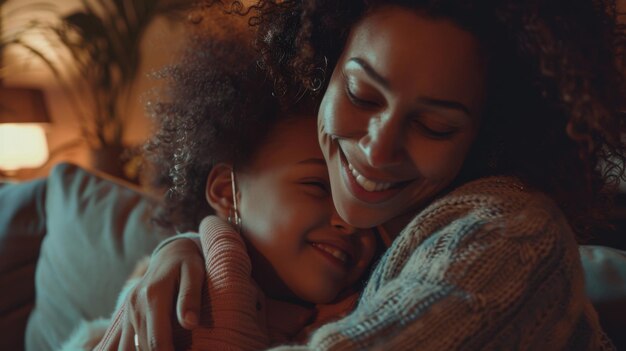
225, 0, 626, 240
143, 32, 287, 232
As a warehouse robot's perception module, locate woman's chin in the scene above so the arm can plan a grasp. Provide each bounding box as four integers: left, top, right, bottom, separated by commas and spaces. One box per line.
334, 196, 390, 228
330, 168, 409, 228
297, 290, 338, 305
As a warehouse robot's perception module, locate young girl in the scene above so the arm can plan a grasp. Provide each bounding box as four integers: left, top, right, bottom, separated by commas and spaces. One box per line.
73, 36, 379, 350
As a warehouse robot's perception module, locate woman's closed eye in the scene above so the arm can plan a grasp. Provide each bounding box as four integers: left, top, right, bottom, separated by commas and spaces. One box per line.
411, 118, 458, 139
346, 85, 378, 108
344, 77, 381, 109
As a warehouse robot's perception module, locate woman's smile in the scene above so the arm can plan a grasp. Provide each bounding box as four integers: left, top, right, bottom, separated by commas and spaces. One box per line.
337, 142, 415, 204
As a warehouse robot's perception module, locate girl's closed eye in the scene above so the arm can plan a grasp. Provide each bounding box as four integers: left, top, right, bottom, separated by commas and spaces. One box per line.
301, 179, 331, 196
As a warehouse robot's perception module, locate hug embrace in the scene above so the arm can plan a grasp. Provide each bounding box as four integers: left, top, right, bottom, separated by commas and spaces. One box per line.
75, 0, 626, 350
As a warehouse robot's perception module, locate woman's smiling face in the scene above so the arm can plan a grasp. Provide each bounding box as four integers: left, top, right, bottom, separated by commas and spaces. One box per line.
319, 6, 487, 229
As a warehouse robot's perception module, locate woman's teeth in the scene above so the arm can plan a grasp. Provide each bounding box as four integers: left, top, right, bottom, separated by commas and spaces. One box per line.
312, 243, 349, 263
348, 162, 394, 192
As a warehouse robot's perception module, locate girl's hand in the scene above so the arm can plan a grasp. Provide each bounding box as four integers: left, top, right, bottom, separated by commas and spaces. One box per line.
96, 236, 205, 351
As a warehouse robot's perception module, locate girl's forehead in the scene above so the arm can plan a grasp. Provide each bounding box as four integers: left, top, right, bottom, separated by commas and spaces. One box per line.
250, 117, 324, 169
268, 116, 318, 145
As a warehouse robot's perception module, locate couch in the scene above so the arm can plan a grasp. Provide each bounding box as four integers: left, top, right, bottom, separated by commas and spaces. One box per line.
1, 163, 625, 350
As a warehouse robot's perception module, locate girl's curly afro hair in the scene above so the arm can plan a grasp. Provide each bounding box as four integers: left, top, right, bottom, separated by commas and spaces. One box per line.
143, 32, 286, 232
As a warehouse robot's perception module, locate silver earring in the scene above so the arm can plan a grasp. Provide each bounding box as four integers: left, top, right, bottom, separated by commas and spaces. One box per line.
227, 169, 242, 232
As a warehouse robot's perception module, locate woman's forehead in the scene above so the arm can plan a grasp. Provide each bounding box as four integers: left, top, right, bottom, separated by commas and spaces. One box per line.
342, 5, 487, 119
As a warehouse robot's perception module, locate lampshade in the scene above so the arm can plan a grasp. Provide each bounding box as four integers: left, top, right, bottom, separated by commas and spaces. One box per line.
0, 86, 51, 171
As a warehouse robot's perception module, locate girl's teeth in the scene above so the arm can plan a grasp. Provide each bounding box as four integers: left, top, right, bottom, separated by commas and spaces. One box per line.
348, 162, 393, 192
313, 243, 349, 263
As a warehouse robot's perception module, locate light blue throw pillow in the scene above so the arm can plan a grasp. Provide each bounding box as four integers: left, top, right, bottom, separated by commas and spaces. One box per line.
25, 163, 170, 351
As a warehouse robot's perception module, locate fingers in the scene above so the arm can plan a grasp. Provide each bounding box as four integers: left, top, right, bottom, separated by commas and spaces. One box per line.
96, 300, 133, 351
124, 290, 147, 351
145, 282, 175, 351
96, 315, 123, 351
176, 254, 204, 330
113, 237, 205, 351
118, 320, 136, 351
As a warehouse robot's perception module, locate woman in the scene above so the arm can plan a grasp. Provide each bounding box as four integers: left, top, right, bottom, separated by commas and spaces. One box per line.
105, 0, 625, 349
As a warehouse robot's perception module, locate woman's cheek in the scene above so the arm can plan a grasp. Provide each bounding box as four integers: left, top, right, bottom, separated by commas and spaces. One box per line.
319, 85, 356, 137
411, 141, 467, 180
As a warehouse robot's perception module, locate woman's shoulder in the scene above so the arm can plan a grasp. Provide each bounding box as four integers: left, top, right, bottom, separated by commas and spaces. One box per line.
361, 179, 608, 351
377, 175, 579, 286
414, 175, 566, 230
392, 175, 575, 259
445, 175, 547, 210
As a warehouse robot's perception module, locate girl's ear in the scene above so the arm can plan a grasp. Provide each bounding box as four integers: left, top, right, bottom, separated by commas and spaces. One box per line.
206, 163, 235, 220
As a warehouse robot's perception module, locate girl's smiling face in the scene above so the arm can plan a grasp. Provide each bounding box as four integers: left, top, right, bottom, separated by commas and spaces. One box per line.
318, 6, 487, 229
237, 117, 377, 304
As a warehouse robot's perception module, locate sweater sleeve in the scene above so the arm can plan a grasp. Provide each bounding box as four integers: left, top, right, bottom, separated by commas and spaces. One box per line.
184, 216, 270, 351
268, 188, 609, 350
151, 232, 202, 257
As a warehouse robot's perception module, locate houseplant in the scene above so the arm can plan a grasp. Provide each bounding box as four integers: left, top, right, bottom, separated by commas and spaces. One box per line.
1, 0, 189, 179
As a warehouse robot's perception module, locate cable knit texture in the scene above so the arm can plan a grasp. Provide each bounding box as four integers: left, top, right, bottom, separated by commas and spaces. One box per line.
269, 176, 614, 350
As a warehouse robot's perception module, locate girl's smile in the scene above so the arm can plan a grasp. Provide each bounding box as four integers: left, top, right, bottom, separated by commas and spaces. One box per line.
234, 117, 377, 304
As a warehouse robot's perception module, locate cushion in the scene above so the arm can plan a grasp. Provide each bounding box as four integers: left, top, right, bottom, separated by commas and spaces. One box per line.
579, 245, 626, 348
25, 163, 170, 351
0, 178, 47, 351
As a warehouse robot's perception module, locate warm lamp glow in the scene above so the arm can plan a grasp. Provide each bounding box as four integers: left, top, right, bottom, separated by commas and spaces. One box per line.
0, 124, 49, 171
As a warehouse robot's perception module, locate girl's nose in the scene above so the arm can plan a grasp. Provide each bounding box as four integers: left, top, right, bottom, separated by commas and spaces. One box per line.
358, 115, 404, 168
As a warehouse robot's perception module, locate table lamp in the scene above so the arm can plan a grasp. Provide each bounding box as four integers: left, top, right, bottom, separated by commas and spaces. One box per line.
0, 86, 51, 172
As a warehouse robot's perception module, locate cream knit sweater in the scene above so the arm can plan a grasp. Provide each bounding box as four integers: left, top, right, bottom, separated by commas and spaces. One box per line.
270, 176, 614, 350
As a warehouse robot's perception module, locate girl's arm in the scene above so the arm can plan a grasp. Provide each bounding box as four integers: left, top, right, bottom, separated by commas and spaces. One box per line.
94, 218, 263, 351
96, 216, 314, 351
187, 215, 270, 350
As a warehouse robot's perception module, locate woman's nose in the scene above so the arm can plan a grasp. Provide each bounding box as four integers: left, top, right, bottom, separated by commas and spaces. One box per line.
358, 115, 404, 168
330, 208, 358, 235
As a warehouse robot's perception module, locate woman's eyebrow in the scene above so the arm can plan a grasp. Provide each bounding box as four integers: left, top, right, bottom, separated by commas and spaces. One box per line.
347, 57, 390, 89
415, 96, 471, 117
348, 57, 471, 118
